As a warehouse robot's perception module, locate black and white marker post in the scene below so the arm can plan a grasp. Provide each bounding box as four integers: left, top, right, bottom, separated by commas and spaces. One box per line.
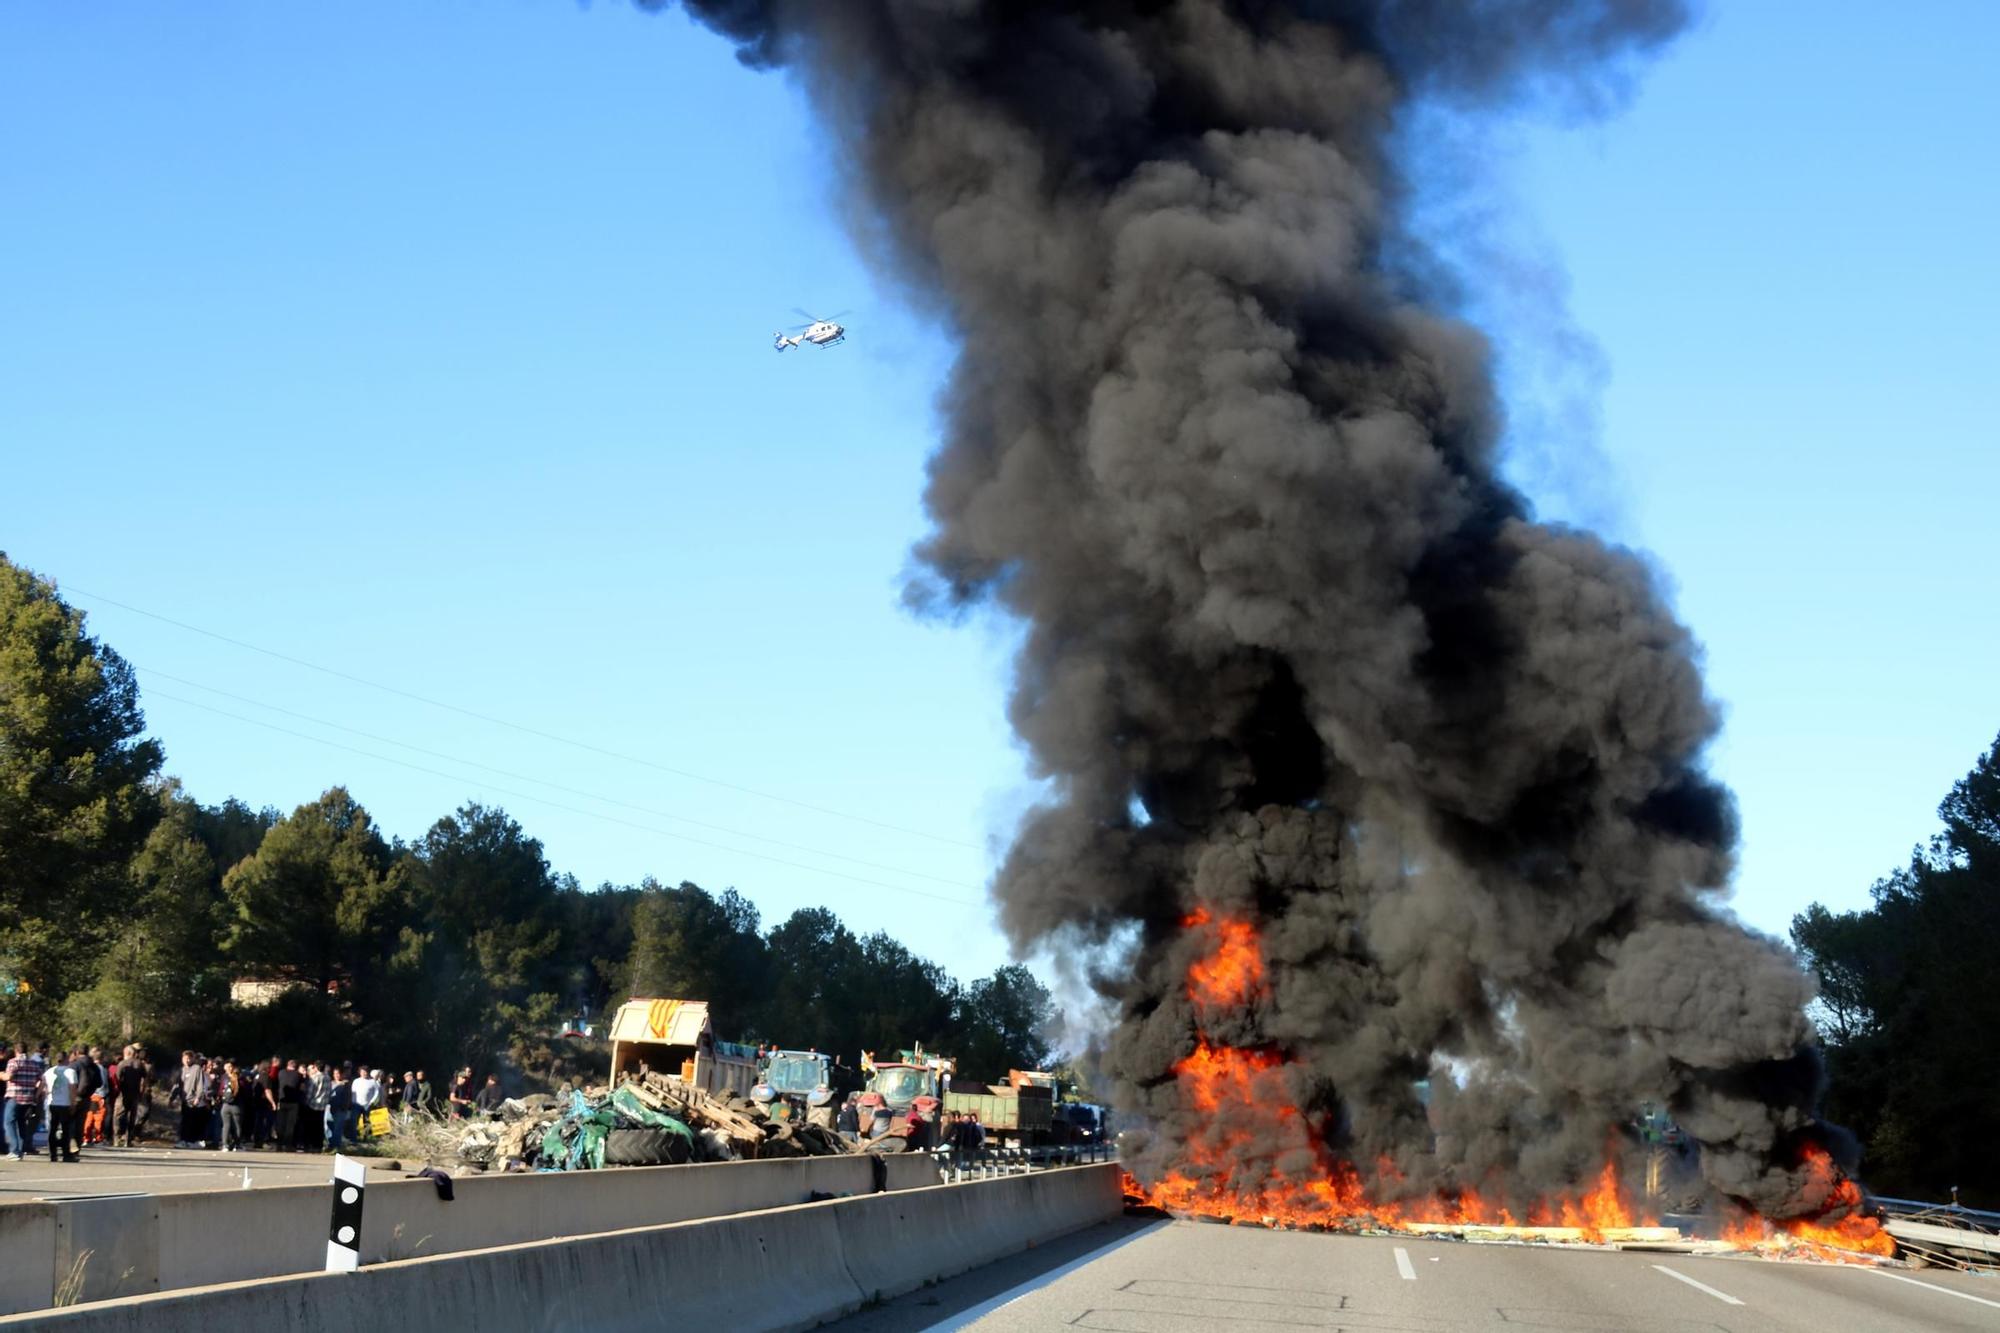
326, 1154, 366, 1272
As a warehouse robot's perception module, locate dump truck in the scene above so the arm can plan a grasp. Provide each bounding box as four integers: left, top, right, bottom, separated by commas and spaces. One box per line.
607, 997, 758, 1097
750, 1048, 859, 1128
943, 1069, 1056, 1148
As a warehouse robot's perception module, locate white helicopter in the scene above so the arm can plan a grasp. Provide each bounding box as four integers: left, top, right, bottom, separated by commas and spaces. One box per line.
774, 308, 848, 352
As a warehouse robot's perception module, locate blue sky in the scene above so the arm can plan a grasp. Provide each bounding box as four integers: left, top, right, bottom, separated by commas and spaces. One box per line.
3, 3, 1994, 996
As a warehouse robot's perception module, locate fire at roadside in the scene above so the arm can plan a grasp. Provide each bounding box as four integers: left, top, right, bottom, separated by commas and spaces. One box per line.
1120, 909, 1897, 1266
1122, 1168, 1897, 1265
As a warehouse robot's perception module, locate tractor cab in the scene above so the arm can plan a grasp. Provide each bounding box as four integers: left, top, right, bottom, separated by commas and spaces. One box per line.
854, 1047, 954, 1151
751, 1048, 856, 1127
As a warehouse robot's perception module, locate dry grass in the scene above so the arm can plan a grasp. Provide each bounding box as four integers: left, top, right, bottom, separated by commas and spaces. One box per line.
52, 1249, 93, 1307
342, 1114, 467, 1166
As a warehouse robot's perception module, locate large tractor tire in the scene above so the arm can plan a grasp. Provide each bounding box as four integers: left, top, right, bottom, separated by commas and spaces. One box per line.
603, 1127, 685, 1167
868, 1136, 910, 1154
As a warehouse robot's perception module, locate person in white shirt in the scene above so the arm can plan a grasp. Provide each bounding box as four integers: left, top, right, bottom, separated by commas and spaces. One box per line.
349, 1069, 381, 1139
41, 1053, 79, 1163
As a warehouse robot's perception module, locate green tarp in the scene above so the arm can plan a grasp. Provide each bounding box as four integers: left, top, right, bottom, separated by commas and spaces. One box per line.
539, 1087, 693, 1172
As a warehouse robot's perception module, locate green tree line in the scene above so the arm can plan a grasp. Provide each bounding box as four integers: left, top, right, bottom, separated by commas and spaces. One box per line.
0, 554, 1057, 1082
1791, 730, 2000, 1206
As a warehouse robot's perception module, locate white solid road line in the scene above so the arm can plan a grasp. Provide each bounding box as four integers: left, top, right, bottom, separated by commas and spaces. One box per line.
1394, 1247, 1417, 1280
921, 1219, 1171, 1332
2, 1165, 322, 1192
1868, 1267, 2000, 1310
1651, 1265, 1744, 1306
2, 1170, 239, 1189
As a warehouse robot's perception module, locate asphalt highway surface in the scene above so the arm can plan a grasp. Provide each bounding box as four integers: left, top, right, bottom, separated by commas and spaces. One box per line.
834, 1215, 2000, 1332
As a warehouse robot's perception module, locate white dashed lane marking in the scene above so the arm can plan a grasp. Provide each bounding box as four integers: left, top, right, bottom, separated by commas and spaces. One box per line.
1652, 1264, 1744, 1306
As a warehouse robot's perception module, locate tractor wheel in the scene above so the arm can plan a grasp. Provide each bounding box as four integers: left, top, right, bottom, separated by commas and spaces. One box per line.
603, 1127, 685, 1167
868, 1136, 910, 1155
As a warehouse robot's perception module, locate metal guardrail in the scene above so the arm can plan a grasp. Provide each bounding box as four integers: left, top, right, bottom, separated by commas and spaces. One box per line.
1875, 1195, 2000, 1269
925, 1140, 1118, 1182
1875, 1195, 2000, 1225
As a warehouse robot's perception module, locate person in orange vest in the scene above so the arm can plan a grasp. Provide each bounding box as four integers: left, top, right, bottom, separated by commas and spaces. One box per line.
74, 1047, 108, 1146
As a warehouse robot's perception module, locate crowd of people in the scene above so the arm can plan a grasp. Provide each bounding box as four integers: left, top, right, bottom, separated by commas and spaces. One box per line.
2, 1039, 1016, 1169
0, 1041, 517, 1162
830, 1095, 989, 1157
1, 1040, 139, 1162
938, 1108, 987, 1158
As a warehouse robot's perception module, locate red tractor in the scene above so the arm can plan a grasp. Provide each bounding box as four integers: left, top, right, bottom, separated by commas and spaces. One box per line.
853, 1048, 954, 1153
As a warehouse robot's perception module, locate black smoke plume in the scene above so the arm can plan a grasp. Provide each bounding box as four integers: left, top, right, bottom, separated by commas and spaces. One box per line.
648, 0, 1847, 1221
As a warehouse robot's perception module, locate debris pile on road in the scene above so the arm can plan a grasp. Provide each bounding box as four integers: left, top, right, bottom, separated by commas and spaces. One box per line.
454, 1073, 853, 1171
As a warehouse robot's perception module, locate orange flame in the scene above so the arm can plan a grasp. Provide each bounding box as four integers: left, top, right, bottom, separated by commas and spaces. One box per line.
1139, 911, 1896, 1261
1141, 911, 1654, 1238
1135, 1118, 1628, 1236
1184, 907, 1266, 1007
1555, 1159, 1638, 1242
1173, 1039, 1281, 1113
1720, 1145, 1893, 1259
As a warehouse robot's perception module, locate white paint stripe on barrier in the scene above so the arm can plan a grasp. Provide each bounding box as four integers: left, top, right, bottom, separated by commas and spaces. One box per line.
921, 1218, 1169, 1331
1867, 1267, 2000, 1311
325, 1155, 366, 1273
1651, 1265, 1743, 1305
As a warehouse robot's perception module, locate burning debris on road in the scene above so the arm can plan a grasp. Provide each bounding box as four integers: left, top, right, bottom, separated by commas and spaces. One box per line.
1123, 910, 1892, 1261
647, 0, 1890, 1259
1121, 1171, 1893, 1264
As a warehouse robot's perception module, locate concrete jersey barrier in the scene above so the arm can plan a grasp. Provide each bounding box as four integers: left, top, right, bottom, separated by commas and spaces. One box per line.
0, 1163, 1122, 1332
0, 1151, 942, 1314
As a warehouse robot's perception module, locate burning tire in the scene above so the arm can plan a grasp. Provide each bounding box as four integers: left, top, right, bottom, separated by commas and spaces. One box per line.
603, 1127, 687, 1167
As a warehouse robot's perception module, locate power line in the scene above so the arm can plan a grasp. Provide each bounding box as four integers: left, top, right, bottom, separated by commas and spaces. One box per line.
65, 585, 981, 850
142, 688, 982, 909
133, 663, 978, 892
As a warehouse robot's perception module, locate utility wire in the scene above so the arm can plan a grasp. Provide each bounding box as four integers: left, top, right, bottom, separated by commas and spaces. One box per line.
133, 663, 978, 892
144, 688, 982, 909
66, 585, 980, 850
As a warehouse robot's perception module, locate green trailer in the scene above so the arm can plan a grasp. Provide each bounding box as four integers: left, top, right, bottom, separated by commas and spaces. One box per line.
943, 1079, 1055, 1147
